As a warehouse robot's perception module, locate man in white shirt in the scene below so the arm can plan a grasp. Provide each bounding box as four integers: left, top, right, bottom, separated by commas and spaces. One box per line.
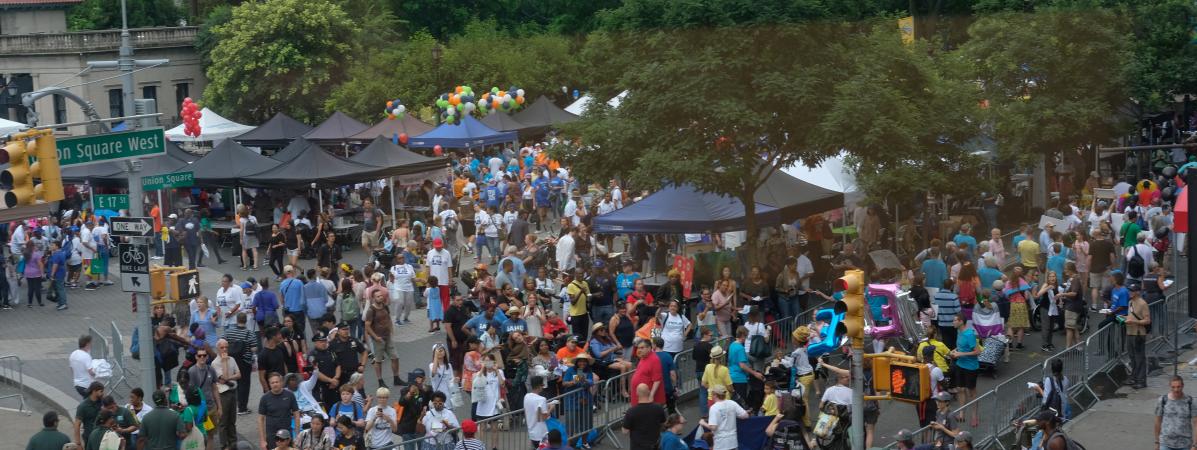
556, 228, 577, 273
426, 238, 453, 313
563, 193, 579, 227
820, 370, 854, 408
523, 376, 557, 447
487, 155, 503, 177
659, 301, 692, 354
69, 335, 95, 398
596, 193, 616, 217
700, 384, 748, 450
1126, 231, 1155, 281
8, 222, 25, 255
610, 180, 623, 209
287, 193, 310, 218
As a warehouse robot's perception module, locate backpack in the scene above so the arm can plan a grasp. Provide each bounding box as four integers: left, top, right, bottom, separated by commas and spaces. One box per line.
749, 333, 772, 359
227, 337, 247, 362
1127, 246, 1145, 279
1046, 430, 1087, 450
1043, 376, 1065, 419
443, 213, 458, 232
1160, 394, 1193, 422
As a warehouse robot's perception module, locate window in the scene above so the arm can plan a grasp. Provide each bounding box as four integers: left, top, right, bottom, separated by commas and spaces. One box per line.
142, 85, 158, 105
174, 83, 189, 116
107, 88, 123, 118
53, 94, 67, 129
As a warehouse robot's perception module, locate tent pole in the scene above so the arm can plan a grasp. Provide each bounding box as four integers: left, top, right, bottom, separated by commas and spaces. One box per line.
319, 189, 324, 213
389, 176, 396, 229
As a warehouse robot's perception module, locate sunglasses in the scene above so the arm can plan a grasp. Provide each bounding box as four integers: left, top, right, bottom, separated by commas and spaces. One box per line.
196, 353, 209, 358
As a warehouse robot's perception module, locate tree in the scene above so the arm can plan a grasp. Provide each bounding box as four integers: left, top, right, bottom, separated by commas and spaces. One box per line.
960, 8, 1133, 164
67, 0, 181, 30
193, 5, 232, 67
203, 0, 358, 124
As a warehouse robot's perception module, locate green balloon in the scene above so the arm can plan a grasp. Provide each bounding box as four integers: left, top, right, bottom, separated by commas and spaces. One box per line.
491, 87, 499, 94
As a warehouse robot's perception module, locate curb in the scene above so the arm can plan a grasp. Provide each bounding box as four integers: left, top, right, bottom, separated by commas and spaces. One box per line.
0, 369, 75, 421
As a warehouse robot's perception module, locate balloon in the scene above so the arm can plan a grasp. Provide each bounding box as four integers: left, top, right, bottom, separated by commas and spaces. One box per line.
573, 89, 579, 99
493, 100, 501, 109
194, 111, 202, 120
492, 87, 500, 94
386, 100, 393, 108
399, 133, 408, 145
517, 89, 525, 97
446, 107, 456, 116
562, 86, 568, 94
398, 105, 406, 114
433, 145, 443, 156
516, 96, 525, 105
184, 97, 193, 103
455, 86, 463, 94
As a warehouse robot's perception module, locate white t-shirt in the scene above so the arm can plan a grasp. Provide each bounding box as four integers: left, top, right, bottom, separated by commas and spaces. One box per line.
745, 322, 769, 341
68, 236, 84, 265
796, 255, 815, 292
421, 406, 458, 444
660, 313, 691, 353
426, 249, 452, 286
390, 263, 415, 292
822, 385, 853, 406
69, 348, 93, 388
555, 235, 576, 271
78, 227, 96, 259
721, 231, 746, 250
214, 286, 244, 328
563, 200, 578, 222
523, 392, 549, 441
93, 224, 109, 247
708, 399, 747, 450
365, 406, 397, 447
929, 365, 945, 395
9, 225, 24, 254
488, 157, 503, 176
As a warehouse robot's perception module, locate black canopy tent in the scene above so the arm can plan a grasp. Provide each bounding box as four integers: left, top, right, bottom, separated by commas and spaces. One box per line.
348, 116, 435, 143
512, 95, 579, 129
479, 112, 538, 136
271, 136, 315, 163
350, 136, 452, 227
240, 140, 382, 188
233, 112, 312, 148
188, 139, 282, 188
753, 166, 845, 222
303, 111, 369, 146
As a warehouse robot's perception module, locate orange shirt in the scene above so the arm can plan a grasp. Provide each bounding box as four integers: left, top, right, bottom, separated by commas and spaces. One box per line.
150, 206, 161, 231
452, 178, 467, 199
556, 345, 586, 363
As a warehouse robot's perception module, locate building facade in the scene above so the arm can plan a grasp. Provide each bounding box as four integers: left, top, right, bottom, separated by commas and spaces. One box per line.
0, 0, 206, 135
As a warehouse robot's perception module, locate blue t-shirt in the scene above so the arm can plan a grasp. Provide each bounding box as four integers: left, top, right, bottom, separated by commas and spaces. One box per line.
48, 249, 68, 280
661, 431, 688, 450
728, 341, 749, 383
615, 273, 639, 301
1111, 287, 1130, 315
953, 233, 978, 259
469, 158, 481, 178
280, 278, 305, 313
955, 327, 980, 371
979, 267, 1003, 294
921, 259, 948, 289
466, 315, 502, 337
303, 280, 328, 319
1046, 254, 1067, 282
549, 178, 565, 194
252, 291, 279, 322
484, 186, 502, 208
533, 179, 550, 203
501, 318, 527, 336
656, 351, 675, 391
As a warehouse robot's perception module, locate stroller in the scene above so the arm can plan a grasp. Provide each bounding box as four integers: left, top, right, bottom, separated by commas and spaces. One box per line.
972, 305, 1007, 376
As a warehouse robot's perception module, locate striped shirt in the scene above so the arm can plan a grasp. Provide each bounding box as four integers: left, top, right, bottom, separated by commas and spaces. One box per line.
453, 439, 486, 450
223, 325, 257, 364
933, 291, 960, 327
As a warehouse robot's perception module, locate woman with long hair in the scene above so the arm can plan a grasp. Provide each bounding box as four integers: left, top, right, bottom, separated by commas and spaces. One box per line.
268, 224, 287, 279
237, 204, 260, 271
429, 344, 457, 408
1035, 270, 1062, 352
957, 261, 980, 323
609, 302, 637, 361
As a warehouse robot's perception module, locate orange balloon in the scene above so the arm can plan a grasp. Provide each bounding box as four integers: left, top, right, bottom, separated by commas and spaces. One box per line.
516, 96, 524, 105
455, 86, 463, 94
498, 91, 506, 98
492, 100, 500, 109
386, 100, 393, 108
449, 95, 459, 106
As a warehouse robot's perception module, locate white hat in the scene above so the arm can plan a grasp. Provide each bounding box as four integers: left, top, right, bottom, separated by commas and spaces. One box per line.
168, 213, 178, 219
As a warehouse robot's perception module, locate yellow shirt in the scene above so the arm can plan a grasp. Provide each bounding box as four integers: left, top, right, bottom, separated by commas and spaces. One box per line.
1017, 239, 1040, 268
916, 339, 951, 373
566, 280, 590, 317
701, 363, 733, 401
761, 392, 779, 416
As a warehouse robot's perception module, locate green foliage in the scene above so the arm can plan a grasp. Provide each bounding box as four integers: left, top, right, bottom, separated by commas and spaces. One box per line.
326, 19, 583, 123
597, 0, 906, 31
193, 5, 232, 67
388, 0, 620, 39
961, 8, 1133, 164
67, 0, 181, 30
203, 0, 358, 124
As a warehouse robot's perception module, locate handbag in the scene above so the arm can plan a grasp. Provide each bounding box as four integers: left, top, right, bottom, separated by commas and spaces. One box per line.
201, 244, 210, 259
813, 411, 840, 439
180, 424, 203, 450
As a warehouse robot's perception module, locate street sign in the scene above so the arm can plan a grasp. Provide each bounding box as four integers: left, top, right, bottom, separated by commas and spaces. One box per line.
142, 171, 193, 191
120, 243, 151, 293
93, 194, 129, 211
54, 128, 165, 167
175, 270, 200, 301
110, 216, 154, 237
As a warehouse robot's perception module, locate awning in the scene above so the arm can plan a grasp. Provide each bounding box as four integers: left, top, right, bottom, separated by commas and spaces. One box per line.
234, 112, 312, 148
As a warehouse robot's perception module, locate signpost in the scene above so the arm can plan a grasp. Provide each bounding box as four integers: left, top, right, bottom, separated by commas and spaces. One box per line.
54, 128, 165, 167
110, 216, 154, 237
141, 171, 193, 191
119, 243, 149, 293
92, 194, 129, 211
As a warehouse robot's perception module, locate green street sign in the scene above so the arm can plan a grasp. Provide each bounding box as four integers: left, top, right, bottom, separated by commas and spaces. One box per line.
93, 194, 129, 210
142, 171, 194, 191
55, 128, 166, 167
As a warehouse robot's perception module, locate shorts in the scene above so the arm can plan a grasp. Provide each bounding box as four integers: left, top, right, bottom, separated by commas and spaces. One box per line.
864, 407, 880, 424
370, 336, 397, 363
361, 230, 379, 247
1089, 271, 1110, 290
1064, 310, 1081, 330
1021, 264, 1038, 275
287, 248, 298, 257
955, 366, 978, 389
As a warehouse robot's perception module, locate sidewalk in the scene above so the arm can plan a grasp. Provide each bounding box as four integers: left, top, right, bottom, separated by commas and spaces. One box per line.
1065, 347, 1197, 449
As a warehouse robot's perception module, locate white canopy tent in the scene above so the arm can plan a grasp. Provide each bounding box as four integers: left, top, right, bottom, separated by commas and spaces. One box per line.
782, 153, 861, 208
0, 117, 25, 135
165, 107, 255, 142
563, 90, 629, 116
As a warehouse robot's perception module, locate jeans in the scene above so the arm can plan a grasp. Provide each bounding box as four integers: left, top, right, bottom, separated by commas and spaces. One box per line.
52, 279, 66, 307
184, 243, 200, 269
1129, 334, 1147, 386
779, 293, 803, 320
592, 305, 615, 327
25, 277, 42, 305
698, 380, 709, 418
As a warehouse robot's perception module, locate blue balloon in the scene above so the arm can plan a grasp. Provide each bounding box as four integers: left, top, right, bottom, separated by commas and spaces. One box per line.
573, 89, 579, 99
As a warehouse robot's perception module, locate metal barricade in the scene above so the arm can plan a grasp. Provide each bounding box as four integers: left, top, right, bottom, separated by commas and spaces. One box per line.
987, 361, 1050, 444
472, 405, 534, 450
388, 427, 462, 450
0, 355, 27, 414
108, 321, 135, 396
89, 326, 109, 361
1040, 341, 1093, 408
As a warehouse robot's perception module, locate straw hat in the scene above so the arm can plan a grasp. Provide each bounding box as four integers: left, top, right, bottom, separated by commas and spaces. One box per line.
709, 345, 725, 358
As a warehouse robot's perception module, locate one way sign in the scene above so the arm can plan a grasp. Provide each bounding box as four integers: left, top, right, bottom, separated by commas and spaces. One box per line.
111, 217, 154, 237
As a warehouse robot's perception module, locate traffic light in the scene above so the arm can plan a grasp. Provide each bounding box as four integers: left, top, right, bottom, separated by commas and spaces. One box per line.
836, 269, 866, 349
0, 137, 33, 207
29, 132, 64, 203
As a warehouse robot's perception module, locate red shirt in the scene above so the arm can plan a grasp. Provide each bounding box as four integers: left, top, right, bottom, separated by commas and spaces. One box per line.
630, 351, 665, 405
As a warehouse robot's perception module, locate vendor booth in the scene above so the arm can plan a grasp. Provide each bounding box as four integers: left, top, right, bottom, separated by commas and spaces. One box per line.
303, 111, 369, 147
233, 112, 312, 149
164, 107, 255, 143
407, 116, 517, 149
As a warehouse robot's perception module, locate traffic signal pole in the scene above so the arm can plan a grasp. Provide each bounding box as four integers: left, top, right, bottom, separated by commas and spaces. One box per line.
851, 349, 864, 450
837, 269, 867, 450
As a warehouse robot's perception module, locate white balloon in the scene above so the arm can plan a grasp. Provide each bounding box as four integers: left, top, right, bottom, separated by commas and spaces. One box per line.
397, 105, 406, 113
446, 107, 456, 116
517, 89, 525, 97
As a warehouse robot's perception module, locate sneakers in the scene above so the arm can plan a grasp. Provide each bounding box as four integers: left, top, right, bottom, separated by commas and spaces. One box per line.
1041, 345, 1052, 352
378, 379, 387, 388
56, 305, 67, 310
101, 280, 114, 286
84, 282, 99, 291
237, 409, 251, 415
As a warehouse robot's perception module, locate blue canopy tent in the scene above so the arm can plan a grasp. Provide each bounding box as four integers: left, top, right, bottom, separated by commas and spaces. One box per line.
593, 184, 784, 234
407, 116, 518, 149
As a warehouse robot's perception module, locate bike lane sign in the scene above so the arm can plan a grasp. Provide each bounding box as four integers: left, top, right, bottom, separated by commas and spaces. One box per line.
119, 243, 150, 293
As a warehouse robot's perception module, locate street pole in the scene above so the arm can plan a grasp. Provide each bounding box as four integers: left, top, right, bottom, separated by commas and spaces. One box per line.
850, 349, 864, 450
118, 0, 135, 119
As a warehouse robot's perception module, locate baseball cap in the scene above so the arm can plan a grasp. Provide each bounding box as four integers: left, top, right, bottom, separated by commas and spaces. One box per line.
934, 391, 952, 402
239, 282, 252, 289
894, 429, 915, 443
275, 430, 291, 440
461, 419, 478, 435
710, 384, 727, 396
433, 237, 444, 248
955, 431, 973, 444
168, 213, 178, 219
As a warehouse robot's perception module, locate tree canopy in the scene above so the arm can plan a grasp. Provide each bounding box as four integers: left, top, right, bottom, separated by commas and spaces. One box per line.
67, 0, 180, 30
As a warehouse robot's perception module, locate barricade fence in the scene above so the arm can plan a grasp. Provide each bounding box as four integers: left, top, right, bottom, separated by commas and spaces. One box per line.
0, 355, 26, 414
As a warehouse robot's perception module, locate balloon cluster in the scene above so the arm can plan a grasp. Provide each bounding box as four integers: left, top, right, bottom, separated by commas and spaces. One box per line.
181, 98, 201, 137
434, 85, 526, 124
384, 99, 407, 120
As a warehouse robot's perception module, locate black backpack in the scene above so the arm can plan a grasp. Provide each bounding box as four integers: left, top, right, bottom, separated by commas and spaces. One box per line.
1127, 246, 1145, 279
1046, 430, 1087, 450
750, 334, 772, 359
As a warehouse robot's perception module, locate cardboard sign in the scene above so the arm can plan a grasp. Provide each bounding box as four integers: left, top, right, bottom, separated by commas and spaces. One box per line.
1038, 215, 1070, 232
672, 255, 695, 298
1094, 188, 1116, 201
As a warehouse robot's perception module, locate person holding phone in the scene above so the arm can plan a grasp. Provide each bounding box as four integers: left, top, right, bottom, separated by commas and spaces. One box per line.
364, 387, 396, 450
